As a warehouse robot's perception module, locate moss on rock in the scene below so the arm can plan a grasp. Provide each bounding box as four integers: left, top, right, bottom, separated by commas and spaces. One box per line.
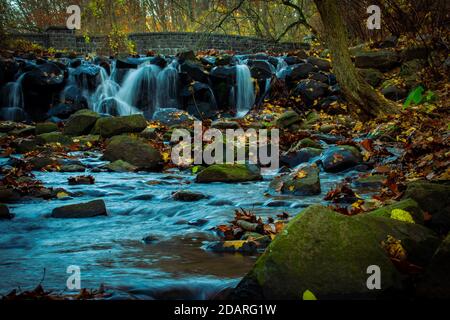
196, 164, 262, 183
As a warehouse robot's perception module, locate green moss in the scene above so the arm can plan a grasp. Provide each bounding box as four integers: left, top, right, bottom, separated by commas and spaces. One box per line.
35, 122, 58, 135
366, 199, 424, 224
196, 164, 262, 183
93, 114, 147, 138
36, 132, 72, 145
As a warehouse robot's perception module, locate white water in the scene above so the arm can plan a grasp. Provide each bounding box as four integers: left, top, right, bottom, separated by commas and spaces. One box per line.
276, 56, 288, 79
235, 63, 255, 118
1, 74, 26, 120
156, 60, 179, 110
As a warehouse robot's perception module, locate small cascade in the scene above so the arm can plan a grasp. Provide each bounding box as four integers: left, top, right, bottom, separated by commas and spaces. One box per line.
276, 56, 288, 79
235, 62, 255, 118
117, 64, 161, 117
0, 74, 26, 121
156, 60, 179, 109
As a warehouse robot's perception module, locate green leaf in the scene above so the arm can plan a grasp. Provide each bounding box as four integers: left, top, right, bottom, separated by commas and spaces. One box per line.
302, 290, 317, 300
192, 165, 199, 174
403, 86, 425, 109
424, 90, 436, 103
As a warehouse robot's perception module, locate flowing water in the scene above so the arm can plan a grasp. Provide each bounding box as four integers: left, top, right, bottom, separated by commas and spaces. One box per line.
235, 63, 255, 118
0, 74, 26, 121
0, 151, 364, 299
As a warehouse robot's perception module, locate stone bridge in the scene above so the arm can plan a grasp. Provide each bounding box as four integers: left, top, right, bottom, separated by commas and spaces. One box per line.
10, 28, 308, 55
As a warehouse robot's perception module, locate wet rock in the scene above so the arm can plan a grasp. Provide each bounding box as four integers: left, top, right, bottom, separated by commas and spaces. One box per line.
288, 63, 314, 81
307, 56, 331, 71
93, 114, 147, 138
103, 135, 162, 171
180, 61, 209, 83
60, 164, 86, 173
0, 204, 13, 220
321, 145, 362, 172
143, 235, 159, 244
130, 194, 154, 201
353, 174, 386, 189
403, 181, 450, 234
35, 122, 58, 135
208, 240, 259, 254
188, 218, 209, 227
63, 109, 100, 136
36, 132, 72, 145
416, 234, 450, 299
105, 160, 138, 173
269, 165, 321, 196
172, 190, 208, 202
294, 79, 329, 107
47, 103, 85, 120
233, 205, 439, 299
355, 50, 399, 71
11, 138, 39, 153
291, 138, 322, 150
400, 46, 428, 62
29, 156, 60, 170
358, 68, 384, 87
381, 85, 408, 101
208, 199, 234, 206
0, 187, 21, 203
275, 111, 302, 129
140, 127, 158, 140
280, 147, 322, 168
72, 64, 101, 91
211, 120, 241, 130
68, 175, 95, 185
249, 60, 274, 79
152, 108, 196, 126
10, 125, 35, 137
0, 121, 18, 133
51, 199, 107, 218
196, 164, 262, 183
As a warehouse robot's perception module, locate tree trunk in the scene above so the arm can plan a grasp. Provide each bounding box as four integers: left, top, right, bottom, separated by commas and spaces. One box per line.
313, 0, 397, 119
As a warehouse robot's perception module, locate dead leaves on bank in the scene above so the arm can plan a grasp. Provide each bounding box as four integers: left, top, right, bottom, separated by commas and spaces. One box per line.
2, 284, 109, 301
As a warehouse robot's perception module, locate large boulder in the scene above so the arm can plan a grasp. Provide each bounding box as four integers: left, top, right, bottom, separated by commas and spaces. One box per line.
93, 114, 147, 138
275, 111, 303, 129
294, 79, 329, 107
36, 132, 73, 145
196, 164, 262, 183
35, 122, 58, 135
280, 147, 322, 168
355, 50, 399, 71
233, 205, 439, 299
403, 181, 450, 234
63, 109, 100, 136
269, 165, 321, 196
416, 234, 450, 299
288, 63, 314, 82
51, 200, 107, 218
103, 135, 162, 171
321, 145, 362, 172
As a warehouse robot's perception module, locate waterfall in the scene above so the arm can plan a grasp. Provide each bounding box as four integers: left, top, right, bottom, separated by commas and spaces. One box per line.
1, 74, 26, 121
235, 63, 255, 118
156, 60, 179, 109
276, 56, 288, 78
116, 64, 161, 117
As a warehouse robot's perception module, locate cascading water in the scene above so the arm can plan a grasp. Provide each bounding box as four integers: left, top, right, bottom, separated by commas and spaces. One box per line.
0, 74, 26, 121
276, 56, 288, 79
116, 64, 160, 117
156, 60, 179, 110
235, 62, 255, 118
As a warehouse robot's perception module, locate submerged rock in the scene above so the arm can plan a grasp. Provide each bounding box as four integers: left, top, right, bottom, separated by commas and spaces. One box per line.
172, 190, 208, 202
103, 135, 162, 171
0, 204, 13, 220
196, 164, 262, 183
233, 205, 439, 299
93, 114, 147, 138
51, 200, 107, 218
280, 147, 322, 168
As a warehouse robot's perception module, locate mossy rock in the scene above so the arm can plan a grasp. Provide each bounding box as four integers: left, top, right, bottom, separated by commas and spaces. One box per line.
358, 68, 384, 87
321, 145, 362, 172
105, 160, 138, 172
365, 199, 424, 224
353, 175, 386, 188
275, 111, 303, 129
103, 135, 162, 171
291, 138, 322, 151
196, 164, 262, 183
233, 205, 439, 299
403, 180, 450, 234
93, 114, 147, 138
35, 122, 58, 135
63, 109, 100, 136
36, 132, 73, 145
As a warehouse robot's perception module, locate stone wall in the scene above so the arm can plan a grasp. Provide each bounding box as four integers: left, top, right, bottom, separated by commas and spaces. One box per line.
9, 29, 308, 55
